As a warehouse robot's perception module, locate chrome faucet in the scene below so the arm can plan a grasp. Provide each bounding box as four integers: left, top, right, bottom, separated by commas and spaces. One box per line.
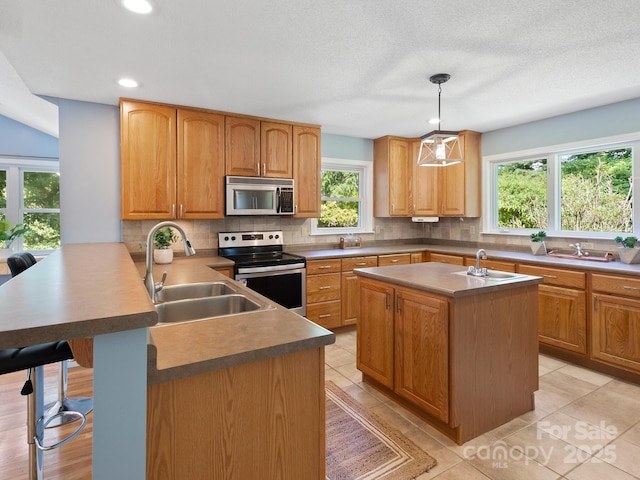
144, 221, 196, 303
569, 242, 588, 257
467, 249, 488, 277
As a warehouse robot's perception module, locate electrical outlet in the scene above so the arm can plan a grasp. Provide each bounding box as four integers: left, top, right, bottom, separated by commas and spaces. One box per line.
581, 242, 594, 250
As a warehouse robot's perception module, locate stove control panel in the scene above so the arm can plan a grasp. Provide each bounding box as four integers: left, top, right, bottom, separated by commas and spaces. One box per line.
218, 230, 284, 249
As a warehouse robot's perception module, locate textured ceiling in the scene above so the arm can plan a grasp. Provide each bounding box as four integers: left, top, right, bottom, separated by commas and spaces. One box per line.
1, 0, 640, 139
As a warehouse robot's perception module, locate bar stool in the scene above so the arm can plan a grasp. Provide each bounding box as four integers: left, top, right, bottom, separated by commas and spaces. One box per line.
7, 252, 94, 426
0, 343, 87, 479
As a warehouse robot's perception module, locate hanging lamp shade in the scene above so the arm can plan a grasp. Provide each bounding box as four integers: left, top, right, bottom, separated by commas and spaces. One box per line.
417, 73, 463, 167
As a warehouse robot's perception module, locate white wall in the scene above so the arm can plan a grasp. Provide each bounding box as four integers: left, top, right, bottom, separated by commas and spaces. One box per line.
56, 99, 121, 244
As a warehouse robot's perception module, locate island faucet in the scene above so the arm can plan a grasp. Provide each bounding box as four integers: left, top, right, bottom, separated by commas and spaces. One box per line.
467, 248, 488, 277
144, 221, 196, 303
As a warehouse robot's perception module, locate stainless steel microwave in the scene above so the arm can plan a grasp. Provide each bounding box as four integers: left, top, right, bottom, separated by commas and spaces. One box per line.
226, 176, 295, 215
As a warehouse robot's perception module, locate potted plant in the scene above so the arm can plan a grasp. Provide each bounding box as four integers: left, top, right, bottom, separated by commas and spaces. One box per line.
530, 230, 547, 256
0, 221, 29, 257
615, 236, 640, 264
153, 227, 179, 264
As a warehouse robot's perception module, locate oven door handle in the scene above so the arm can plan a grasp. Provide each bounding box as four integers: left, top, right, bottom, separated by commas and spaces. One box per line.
236, 263, 306, 274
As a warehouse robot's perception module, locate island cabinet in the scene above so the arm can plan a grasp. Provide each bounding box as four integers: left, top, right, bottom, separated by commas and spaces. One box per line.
591, 273, 640, 373
225, 116, 293, 178
355, 264, 540, 445
120, 100, 225, 220
518, 264, 587, 355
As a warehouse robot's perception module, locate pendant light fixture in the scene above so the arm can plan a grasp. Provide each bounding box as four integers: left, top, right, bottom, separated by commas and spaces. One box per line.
417, 73, 463, 167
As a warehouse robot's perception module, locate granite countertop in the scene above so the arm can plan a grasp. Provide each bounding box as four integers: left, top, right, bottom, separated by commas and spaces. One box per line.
292, 242, 640, 276
354, 261, 543, 298
0, 243, 157, 349
136, 256, 335, 385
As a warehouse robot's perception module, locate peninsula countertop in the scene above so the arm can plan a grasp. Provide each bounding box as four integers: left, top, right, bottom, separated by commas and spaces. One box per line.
135, 256, 335, 385
354, 261, 543, 298
0, 243, 157, 349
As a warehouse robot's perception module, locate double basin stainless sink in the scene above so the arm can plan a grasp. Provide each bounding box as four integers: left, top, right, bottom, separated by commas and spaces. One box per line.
153, 281, 273, 326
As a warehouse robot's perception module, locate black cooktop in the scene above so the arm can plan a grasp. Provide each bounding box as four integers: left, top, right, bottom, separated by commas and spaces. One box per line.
222, 251, 305, 269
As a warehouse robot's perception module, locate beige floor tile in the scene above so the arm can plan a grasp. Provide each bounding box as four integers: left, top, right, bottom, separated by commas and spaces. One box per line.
600, 436, 640, 477
620, 422, 640, 447
503, 422, 588, 476
565, 458, 639, 480
334, 360, 362, 384
539, 354, 568, 372
324, 344, 355, 368
421, 461, 490, 479
538, 411, 620, 452
467, 448, 561, 480
556, 364, 613, 387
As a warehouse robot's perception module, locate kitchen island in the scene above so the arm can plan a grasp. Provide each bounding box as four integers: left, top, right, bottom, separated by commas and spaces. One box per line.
354, 261, 543, 444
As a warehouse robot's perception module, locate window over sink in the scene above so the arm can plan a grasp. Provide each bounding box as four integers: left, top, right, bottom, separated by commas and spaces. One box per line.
485, 134, 638, 239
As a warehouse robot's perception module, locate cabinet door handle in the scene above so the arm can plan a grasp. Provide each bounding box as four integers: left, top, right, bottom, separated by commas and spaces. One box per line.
263, 163, 267, 176
390, 259, 400, 263
440, 260, 449, 263
318, 265, 332, 269
542, 274, 557, 279
171, 204, 176, 218
257, 163, 261, 176
385, 290, 390, 309
179, 204, 184, 218
355, 262, 367, 266
391, 203, 395, 214
623, 285, 640, 291
319, 314, 332, 319
319, 286, 331, 290
594, 296, 598, 312
396, 294, 401, 313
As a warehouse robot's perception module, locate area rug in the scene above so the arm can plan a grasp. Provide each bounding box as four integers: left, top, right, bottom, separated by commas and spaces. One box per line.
326, 381, 437, 480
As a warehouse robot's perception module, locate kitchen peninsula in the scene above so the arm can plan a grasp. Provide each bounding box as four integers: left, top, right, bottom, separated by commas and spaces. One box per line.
354, 261, 543, 444
0, 243, 334, 480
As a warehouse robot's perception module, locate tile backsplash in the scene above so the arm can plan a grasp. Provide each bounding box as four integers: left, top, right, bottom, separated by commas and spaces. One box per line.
123, 215, 622, 256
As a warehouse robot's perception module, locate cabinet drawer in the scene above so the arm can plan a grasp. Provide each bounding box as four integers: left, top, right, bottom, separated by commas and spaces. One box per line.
464, 258, 516, 272
410, 252, 425, 263
592, 273, 640, 298
306, 300, 341, 329
306, 273, 341, 303
306, 258, 341, 275
378, 253, 411, 267
518, 264, 585, 289
428, 253, 465, 265
341, 256, 378, 272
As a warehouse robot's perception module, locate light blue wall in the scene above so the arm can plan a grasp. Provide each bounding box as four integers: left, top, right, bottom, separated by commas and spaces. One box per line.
0, 114, 59, 158
51, 98, 122, 244
322, 133, 373, 161
482, 97, 640, 156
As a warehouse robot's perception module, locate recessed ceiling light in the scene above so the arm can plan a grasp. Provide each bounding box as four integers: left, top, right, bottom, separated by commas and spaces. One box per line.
118, 78, 139, 88
428, 118, 440, 125
121, 0, 153, 14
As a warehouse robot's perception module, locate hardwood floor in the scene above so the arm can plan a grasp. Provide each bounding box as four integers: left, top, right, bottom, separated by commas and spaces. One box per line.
0, 364, 93, 479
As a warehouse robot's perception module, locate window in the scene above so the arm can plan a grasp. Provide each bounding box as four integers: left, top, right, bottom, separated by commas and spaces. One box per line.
0, 159, 60, 253
486, 136, 638, 238
311, 159, 373, 235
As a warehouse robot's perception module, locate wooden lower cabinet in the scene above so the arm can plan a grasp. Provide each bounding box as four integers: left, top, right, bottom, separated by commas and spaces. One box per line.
428, 253, 465, 265
592, 294, 640, 372
518, 264, 587, 355
394, 287, 449, 422
306, 259, 341, 329
357, 278, 394, 387
307, 300, 341, 329
341, 256, 378, 326
378, 253, 411, 267
147, 348, 325, 480
213, 266, 233, 278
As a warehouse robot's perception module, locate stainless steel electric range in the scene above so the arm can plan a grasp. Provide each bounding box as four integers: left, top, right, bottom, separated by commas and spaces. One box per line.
218, 231, 306, 316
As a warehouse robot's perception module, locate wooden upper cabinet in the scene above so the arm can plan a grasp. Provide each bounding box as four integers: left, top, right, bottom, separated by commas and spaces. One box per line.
411, 139, 439, 216
177, 108, 225, 219
292, 125, 321, 218
441, 130, 481, 217
225, 116, 260, 177
121, 100, 177, 220
374, 136, 412, 217
261, 122, 293, 178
